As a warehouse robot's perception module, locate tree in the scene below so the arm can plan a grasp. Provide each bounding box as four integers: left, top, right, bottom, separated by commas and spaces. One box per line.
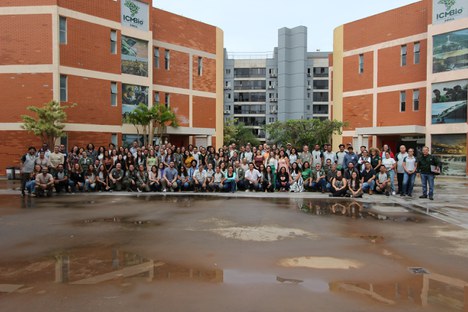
21, 100, 76, 148
148, 104, 179, 145
224, 119, 261, 147
265, 119, 346, 147
124, 103, 151, 146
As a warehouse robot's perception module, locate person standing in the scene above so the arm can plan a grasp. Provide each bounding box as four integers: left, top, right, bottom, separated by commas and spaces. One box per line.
417, 146, 440, 200
20, 147, 37, 196
396, 145, 408, 196
402, 148, 418, 197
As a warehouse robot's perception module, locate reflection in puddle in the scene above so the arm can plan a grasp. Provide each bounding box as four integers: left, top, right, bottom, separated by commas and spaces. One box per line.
293, 199, 422, 222
330, 272, 468, 311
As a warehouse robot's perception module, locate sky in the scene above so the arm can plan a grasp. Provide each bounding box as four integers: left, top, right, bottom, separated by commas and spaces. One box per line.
152, 0, 419, 55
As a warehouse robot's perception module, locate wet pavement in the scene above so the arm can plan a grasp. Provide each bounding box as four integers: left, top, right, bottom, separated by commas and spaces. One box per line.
0, 178, 468, 311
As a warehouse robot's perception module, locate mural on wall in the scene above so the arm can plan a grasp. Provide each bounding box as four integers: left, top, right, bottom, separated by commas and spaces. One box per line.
431, 80, 467, 124
121, 36, 148, 77
433, 28, 468, 73
122, 84, 148, 118
432, 134, 466, 176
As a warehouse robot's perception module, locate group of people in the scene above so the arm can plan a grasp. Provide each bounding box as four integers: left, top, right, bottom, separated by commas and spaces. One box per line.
19, 141, 441, 200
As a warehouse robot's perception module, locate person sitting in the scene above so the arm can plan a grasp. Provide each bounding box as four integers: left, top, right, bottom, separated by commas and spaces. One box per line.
35, 166, 54, 197
193, 164, 207, 192
375, 165, 391, 196
289, 162, 304, 193
53, 164, 69, 193
148, 165, 161, 192
311, 163, 327, 193
361, 161, 376, 195
84, 164, 97, 192
109, 163, 124, 191
96, 164, 110, 192
223, 166, 237, 193
162, 161, 179, 192
344, 162, 360, 180
276, 166, 290, 192
209, 166, 224, 192
347, 171, 363, 198
325, 164, 338, 192
136, 164, 150, 192
205, 163, 215, 192
26, 164, 42, 195
244, 162, 262, 192
329, 170, 348, 197
123, 164, 138, 192
178, 166, 191, 191
301, 161, 312, 191
69, 163, 85, 192
261, 165, 275, 193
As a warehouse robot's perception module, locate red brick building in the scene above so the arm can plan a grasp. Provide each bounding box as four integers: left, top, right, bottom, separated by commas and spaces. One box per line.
331, 0, 468, 176
0, 0, 224, 175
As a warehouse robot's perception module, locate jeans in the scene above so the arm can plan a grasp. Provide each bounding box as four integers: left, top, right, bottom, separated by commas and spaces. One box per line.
388, 170, 395, 192
397, 173, 404, 194
402, 172, 416, 195
224, 180, 236, 193
362, 180, 375, 193
420, 173, 435, 197
311, 178, 326, 191
25, 180, 36, 194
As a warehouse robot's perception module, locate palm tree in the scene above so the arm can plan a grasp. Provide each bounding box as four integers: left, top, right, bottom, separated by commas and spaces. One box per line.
124, 103, 151, 146
148, 104, 179, 145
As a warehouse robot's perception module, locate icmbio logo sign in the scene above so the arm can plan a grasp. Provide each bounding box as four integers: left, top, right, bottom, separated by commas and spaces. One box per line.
433, 0, 467, 24
121, 0, 149, 31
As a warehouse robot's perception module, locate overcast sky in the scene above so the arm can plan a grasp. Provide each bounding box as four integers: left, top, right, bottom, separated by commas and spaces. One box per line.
152, 0, 419, 54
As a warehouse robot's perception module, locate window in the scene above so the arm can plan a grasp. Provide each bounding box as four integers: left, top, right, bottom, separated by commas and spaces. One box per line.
154, 48, 160, 69
164, 49, 170, 70
165, 93, 170, 107
59, 16, 67, 44
60, 75, 67, 102
111, 134, 118, 146
307, 68, 311, 77
400, 91, 406, 112
401, 45, 407, 66
111, 82, 117, 106
313, 80, 328, 90
413, 89, 420, 111
358, 54, 364, 74
110, 30, 117, 54
225, 69, 231, 75
154, 92, 160, 103
414, 42, 420, 64
197, 56, 203, 76
306, 105, 310, 110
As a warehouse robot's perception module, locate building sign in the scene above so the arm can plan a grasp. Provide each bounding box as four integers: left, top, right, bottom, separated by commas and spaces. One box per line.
122, 84, 148, 118
433, 28, 468, 73
433, 0, 467, 24
121, 0, 149, 31
121, 36, 148, 77
431, 80, 467, 124
432, 134, 466, 176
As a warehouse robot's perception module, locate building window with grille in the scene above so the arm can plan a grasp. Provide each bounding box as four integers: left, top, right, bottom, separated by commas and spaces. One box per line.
164, 49, 170, 70
413, 89, 419, 111
154, 48, 160, 69
60, 75, 67, 102
111, 82, 117, 106
414, 42, 420, 65
401, 45, 407, 66
358, 54, 364, 74
59, 16, 67, 44
400, 91, 406, 112
110, 30, 117, 54
197, 57, 203, 76
154, 92, 160, 104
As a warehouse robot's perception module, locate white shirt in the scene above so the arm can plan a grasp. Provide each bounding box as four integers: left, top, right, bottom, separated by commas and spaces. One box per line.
324, 151, 337, 164
403, 155, 417, 172
245, 169, 261, 181
193, 169, 206, 183
396, 152, 408, 173
382, 158, 396, 171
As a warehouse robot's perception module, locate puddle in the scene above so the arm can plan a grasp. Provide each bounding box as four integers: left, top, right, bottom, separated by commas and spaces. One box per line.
75, 216, 163, 227
278, 256, 363, 270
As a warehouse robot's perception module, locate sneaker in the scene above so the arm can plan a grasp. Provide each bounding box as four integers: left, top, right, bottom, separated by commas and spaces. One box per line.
162, 188, 167, 193
407, 193, 412, 197
429, 196, 434, 200
245, 189, 250, 192
400, 193, 405, 197
137, 188, 142, 193
419, 195, 427, 199
392, 191, 396, 195
385, 192, 390, 196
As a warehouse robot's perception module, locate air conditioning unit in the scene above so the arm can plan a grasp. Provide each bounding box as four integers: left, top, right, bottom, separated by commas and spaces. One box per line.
224, 110, 230, 114
307, 86, 312, 90
271, 109, 277, 114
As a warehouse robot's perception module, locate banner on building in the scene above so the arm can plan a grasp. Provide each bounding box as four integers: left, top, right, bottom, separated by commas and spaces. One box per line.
432, 134, 467, 176
431, 80, 467, 124
121, 36, 148, 77
121, 0, 149, 31
122, 84, 148, 118
433, 0, 467, 24
433, 28, 468, 73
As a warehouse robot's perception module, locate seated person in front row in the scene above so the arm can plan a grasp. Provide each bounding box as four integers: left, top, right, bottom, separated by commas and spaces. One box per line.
375, 165, 391, 196
35, 167, 54, 197
361, 161, 376, 195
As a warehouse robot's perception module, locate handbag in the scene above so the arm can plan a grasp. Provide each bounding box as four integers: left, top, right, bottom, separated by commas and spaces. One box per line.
430, 165, 440, 175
